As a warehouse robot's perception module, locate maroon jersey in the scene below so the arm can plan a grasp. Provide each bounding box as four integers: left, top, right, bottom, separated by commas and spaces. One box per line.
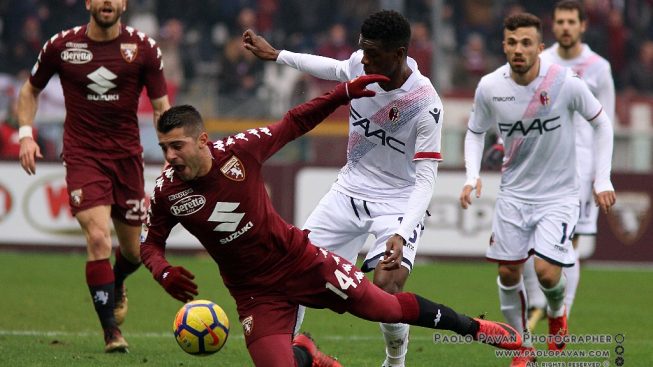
141, 90, 350, 298
30, 24, 167, 158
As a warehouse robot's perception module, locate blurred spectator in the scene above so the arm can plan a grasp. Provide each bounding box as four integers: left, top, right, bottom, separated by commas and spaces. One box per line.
159, 19, 186, 91
605, 9, 629, 87
451, 33, 498, 92
217, 36, 264, 116
409, 22, 433, 79
7, 16, 42, 74
621, 39, 653, 95
317, 23, 355, 61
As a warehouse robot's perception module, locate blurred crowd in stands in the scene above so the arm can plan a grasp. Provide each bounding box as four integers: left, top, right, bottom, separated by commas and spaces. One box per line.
1, 0, 653, 159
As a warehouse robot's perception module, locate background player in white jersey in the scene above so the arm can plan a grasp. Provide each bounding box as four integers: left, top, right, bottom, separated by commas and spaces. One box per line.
459, 13, 616, 366
522, 0, 616, 330
243, 10, 443, 367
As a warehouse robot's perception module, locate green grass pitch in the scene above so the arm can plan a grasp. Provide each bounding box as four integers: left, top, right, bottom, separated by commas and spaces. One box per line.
0, 251, 651, 366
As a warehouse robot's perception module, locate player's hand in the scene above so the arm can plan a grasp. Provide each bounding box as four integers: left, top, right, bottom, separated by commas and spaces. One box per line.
337, 74, 391, 100
595, 190, 616, 214
482, 143, 504, 170
158, 266, 199, 303
18, 137, 43, 175
242, 29, 280, 61
460, 178, 482, 209
380, 234, 404, 271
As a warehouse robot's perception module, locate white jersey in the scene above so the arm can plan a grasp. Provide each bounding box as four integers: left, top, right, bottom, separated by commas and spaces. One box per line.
468, 59, 603, 203
541, 44, 615, 180
278, 50, 443, 201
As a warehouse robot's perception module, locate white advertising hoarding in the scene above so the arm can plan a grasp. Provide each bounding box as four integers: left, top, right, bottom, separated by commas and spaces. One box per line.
0, 161, 199, 248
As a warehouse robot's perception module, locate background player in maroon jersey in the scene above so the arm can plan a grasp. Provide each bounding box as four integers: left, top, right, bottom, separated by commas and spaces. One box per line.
141, 75, 522, 366
16, 0, 170, 352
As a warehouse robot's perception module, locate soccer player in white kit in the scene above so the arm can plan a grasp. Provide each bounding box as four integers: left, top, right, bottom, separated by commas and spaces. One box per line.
243, 10, 443, 367
459, 13, 616, 366
522, 0, 616, 329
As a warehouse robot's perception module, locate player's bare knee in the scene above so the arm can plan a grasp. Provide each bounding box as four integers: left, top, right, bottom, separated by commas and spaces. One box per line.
373, 269, 408, 294
498, 264, 522, 286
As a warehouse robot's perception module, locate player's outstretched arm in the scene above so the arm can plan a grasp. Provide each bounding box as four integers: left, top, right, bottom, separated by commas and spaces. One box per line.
17, 80, 43, 175
242, 29, 280, 61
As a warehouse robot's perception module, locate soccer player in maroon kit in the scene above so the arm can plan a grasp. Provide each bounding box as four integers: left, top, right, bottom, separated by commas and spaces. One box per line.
141, 75, 522, 366
16, 0, 170, 352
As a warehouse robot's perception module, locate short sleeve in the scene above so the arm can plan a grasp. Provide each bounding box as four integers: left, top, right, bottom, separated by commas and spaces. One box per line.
567, 75, 603, 122
413, 103, 443, 161
29, 39, 59, 90
142, 36, 167, 100
467, 81, 494, 133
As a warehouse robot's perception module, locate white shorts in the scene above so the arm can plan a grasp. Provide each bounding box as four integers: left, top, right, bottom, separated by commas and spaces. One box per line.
576, 178, 598, 235
303, 189, 425, 272
486, 197, 578, 267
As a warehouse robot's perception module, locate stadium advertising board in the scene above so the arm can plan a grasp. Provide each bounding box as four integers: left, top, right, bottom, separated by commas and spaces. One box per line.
0, 161, 199, 248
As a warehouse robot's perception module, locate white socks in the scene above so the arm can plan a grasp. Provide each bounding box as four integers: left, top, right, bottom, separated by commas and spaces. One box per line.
380, 322, 409, 366
523, 256, 547, 309
498, 276, 532, 347
294, 305, 306, 336
563, 259, 580, 317
540, 274, 567, 318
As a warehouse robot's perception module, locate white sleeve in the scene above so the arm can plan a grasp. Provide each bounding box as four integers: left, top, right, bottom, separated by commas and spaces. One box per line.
395, 159, 438, 242
464, 130, 486, 186
413, 101, 443, 161
596, 63, 616, 122
589, 110, 614, 192
276, 50, 353, 81
464, 82, 492, 186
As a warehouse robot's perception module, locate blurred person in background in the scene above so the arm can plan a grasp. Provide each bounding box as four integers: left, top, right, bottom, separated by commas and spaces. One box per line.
522, 0, 616, 331
244, 10, 444, 367
16, 0, 170, 352
621, 39, 653, 95
452, 32, 499, 92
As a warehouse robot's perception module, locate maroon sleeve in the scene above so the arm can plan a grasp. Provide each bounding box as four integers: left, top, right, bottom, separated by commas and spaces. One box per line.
140, 187, 178, 280
29, 38, 59, 90
142, 36, 167, 100
238, 84, 350, 163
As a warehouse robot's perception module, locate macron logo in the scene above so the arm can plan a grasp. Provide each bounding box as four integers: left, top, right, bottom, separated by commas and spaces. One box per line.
87, 66, 117, 95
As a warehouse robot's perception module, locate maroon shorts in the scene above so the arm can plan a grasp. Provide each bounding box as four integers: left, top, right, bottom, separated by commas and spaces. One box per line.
63, 154, 146, 226
234, 243, 373, 346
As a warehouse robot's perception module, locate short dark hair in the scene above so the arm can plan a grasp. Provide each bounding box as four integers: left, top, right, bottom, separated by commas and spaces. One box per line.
361, 10, 411, 49
157, 105, 204, 137
503, 13, 543, 39
554, 0, 586, 22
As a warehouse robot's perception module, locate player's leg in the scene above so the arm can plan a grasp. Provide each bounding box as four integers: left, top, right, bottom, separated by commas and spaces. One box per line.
532, 201, 579, 351
486, 198, 533, 344
65, 157, 127, 352
109, 155, 147, 326
294, 244, 521, 351
237, 294, 340, 367
77, 205, 128, 352
523, 256, 546, 330
363, 207, 423, 367
566, 181, 596, 317
112, 220, 141, 325
297, 189, 370, 335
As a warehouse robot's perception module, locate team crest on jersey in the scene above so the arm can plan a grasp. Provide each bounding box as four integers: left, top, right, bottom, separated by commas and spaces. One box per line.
220, 156, 246, 181
540, 91, 550, 106
70, 189, 83, 207
120, 43, 138, 63
241, 315, 254, 336
606, 192, 651, 245
389, 106, 400, 122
